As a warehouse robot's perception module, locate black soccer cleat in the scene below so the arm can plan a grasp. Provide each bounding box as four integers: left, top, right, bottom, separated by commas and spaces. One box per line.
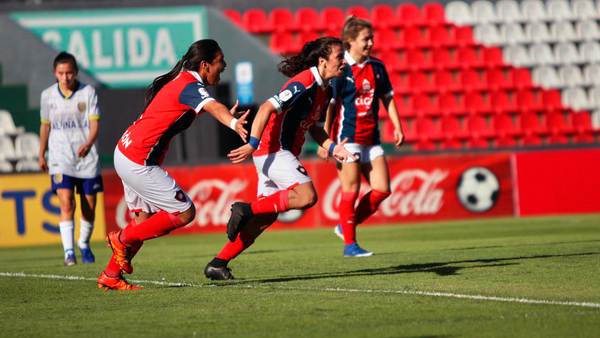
227, 202, 254, 242
204, 262, 235, 280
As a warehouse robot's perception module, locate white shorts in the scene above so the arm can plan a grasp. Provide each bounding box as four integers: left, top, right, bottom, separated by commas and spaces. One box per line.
342, 143, 385, 163
253, 150, 312, 198
113, 147, 192, 214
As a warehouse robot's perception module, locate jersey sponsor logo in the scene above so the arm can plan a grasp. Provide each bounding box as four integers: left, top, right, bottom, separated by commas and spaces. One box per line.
51, 120, 89, 130
361, 79, 372, 93
120, 130, 133, 149
279, 89, 293, 102
296, 165, 308, 176
175, 189, 186, 203
77, 102, 86, 112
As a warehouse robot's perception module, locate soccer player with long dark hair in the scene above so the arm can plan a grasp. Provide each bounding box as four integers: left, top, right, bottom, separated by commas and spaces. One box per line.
204, 37, 355, 280
320, 16, 405, 257
98, 39, 249, 290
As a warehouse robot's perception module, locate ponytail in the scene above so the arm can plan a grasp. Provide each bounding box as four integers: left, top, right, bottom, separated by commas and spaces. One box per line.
144, 39, 222, 108
277, 37, 343, 78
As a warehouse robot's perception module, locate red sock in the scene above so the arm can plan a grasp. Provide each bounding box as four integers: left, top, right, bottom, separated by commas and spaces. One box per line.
355, 189, 391, 225
104, 220, 144, 277
251, 190, 290, 214
121, 211, 184, 245
216, 228, 256, 261
339, 191, 358, 245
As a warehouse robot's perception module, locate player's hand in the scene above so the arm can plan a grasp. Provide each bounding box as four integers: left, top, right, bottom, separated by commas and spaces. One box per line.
39, 156, 48, 172
234, 111, 250, 142
227, 144, 255, 164
230, 100, 250, 119
394, 129, 405, 149
77, 144, 91, 158
317, 146, 329, 161
332, 138, 356, 163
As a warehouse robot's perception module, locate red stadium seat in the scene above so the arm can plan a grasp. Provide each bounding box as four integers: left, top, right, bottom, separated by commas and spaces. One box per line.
440, 138, 463, 150
414, 139, 438, 151
297, 31, 320, 48
379, 52, 406, 73
482, 47, 505, 69
270, 32, 299, 55
509, 68, 534, 91
494, 136, 517, 148
431, 48, 459, 70
459, 70, 485, 92
521, 134, 543, 146
422, 3, 447, 27
243, 9, 274, 34
405, 49, 433, 71
426, 26, 457, 49
466, 138, 490, 149
547, 134, 569, 145
436, 93, 466, 116
546, 112, 575, 135
464, 92, 492, 115
542, 90, 566, 113
347, 6, 370, 20
433, 70, 459, 93
390, 72, 411, 95
410, 94, 436, 117
321, 7, 345, 31
397, 4, 424, 28
516, 89, 543, 114
456, 26, 477, 47
484, 69, 511, 92
398, 27, 426, 50
394, 94, 415, 119
407, 72, 435, 94
457, 47, 484, 69
492, 114, 522, 137
296, 8, 325, 32
572, 111, 597, 135
397, 119, 417, 142
373, 29, 400, 52
466, 115, 494, 139
371, 4, 398, 29
521, 113, 548, 136
490, 91, 518, 115
415, 117, 443, 141
440, 116, 469, 140
573, 133, 595, 144
269, 8, 300, 32
223, 9, 242, 27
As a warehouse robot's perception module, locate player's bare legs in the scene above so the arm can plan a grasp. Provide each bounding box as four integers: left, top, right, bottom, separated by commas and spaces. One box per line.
77, 194, 97, 263
57, 188, 77, 265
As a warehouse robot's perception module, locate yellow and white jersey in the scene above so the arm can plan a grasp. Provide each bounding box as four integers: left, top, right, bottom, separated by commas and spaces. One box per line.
40, 82, 100, 178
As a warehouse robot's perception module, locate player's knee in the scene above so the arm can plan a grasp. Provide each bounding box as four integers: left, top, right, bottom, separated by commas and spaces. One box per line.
299, 191, 318, 209
178, 204, 196, 225
60, 199, 76, 215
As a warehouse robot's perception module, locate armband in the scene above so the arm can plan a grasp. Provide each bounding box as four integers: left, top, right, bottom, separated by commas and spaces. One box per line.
328, 142, 337, 155
229, 118, 238, 130
249, 136, 261, 149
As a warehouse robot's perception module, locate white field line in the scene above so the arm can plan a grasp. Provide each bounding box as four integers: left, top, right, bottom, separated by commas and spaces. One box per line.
2, 271, 599, 309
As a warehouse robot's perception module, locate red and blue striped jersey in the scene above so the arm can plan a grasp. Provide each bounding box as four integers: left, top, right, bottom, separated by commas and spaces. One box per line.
255, 67, 332, 157
117, 71, 215, 166
330, 53, 394, 146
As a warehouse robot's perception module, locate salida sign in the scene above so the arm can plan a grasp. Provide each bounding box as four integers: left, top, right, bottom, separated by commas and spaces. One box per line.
102, 153, 514, 234
12, 7, 207, 88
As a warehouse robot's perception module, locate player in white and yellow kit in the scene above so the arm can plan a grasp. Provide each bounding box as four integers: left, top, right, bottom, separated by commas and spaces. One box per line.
39, 52, 103, 266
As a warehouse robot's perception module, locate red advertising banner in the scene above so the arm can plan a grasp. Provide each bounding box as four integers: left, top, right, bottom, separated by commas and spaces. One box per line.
514, 148, 600, 216
103, 152, 514, 234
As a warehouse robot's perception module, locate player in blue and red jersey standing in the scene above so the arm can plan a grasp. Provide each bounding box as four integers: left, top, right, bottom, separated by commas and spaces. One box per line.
98, 39, 249, 290
204, 37, 356, 280
320, 16, 405, 257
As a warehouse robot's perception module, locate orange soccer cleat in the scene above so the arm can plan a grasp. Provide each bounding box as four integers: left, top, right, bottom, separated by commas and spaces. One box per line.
97, 271, 141, 291
106, 230, 134, 274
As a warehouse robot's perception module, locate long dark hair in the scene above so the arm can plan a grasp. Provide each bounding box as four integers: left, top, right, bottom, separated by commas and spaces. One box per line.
144, 39, 221, 107
277, 37, 343, 78
53, 51, 78, 71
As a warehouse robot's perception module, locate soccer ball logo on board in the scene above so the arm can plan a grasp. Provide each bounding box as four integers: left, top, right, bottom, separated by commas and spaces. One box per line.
456, 166, 500, 213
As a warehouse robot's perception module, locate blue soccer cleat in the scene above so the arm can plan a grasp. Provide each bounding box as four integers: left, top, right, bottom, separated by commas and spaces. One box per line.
334, 224, 345, 241
64, 250, 77, 266
79, 244, 95, 264
343, 242, 374, 257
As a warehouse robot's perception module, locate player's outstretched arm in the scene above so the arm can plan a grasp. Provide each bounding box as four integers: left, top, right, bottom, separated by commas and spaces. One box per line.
227, 100, 274, 164
204, 100, 249, 142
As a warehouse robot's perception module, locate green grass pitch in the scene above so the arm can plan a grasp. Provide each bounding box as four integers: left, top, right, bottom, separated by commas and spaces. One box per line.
1, 215, 600, 337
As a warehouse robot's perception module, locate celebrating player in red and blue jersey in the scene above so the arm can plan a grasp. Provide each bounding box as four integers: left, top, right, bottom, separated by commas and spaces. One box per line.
204, 37, 355, 280
98, 39, 249, 290
320, 16, 405, 257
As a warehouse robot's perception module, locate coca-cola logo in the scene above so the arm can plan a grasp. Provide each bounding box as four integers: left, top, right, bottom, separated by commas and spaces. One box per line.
322, 169, 448, 219
115, 178, 249, 229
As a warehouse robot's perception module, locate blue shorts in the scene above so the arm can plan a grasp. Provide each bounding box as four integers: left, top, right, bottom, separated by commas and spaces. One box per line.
51, 174, 104, 195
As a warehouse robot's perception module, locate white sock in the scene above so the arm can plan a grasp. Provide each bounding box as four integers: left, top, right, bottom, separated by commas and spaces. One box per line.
59, 221, 75, 258
77, 218, 94, 249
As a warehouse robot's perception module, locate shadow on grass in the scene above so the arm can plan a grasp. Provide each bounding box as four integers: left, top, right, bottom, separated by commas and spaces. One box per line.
213, 251, 599, 285
448, 239, 600, 251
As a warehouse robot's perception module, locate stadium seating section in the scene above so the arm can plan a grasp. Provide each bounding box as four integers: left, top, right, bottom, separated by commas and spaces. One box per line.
224, 1, 600, 151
